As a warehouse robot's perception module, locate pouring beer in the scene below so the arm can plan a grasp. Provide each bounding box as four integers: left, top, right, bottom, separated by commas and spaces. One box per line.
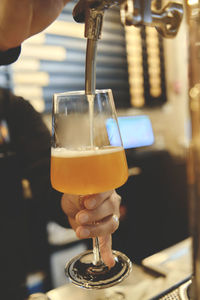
50, 89, 132, 289
51, 146, 128, 195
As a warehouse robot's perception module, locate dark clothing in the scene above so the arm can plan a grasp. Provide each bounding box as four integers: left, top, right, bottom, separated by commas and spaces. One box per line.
0, 88, 69, 299
0, 46, 21, 65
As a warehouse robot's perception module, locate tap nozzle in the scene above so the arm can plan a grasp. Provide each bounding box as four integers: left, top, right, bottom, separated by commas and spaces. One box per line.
73, 0, 125, 40
85, 8, 104, 40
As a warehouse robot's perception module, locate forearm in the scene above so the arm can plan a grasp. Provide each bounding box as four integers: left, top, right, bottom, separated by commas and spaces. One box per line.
0, 0, 70, 51
0, 0, 32, 51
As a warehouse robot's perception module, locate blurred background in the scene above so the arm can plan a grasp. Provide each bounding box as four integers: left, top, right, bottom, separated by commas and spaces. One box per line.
0, 0, 191, 294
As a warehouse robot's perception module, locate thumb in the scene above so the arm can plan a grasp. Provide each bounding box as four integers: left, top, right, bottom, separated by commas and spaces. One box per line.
99, 234, 115, 268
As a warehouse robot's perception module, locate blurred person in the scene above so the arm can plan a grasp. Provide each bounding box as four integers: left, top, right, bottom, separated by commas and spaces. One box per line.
0, 2, 121, 298
0, 87, 121, 299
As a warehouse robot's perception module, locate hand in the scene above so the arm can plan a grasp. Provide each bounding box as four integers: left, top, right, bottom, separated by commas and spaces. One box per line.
0, 0, 70, 50
61, 190, 121, 268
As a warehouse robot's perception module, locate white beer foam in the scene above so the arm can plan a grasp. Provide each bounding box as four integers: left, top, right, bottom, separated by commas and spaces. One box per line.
51, 147, 123, 158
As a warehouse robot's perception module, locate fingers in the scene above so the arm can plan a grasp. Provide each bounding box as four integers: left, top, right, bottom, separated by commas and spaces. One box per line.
76, 213, 119, 239
61, 194, 89, 216
61, 194, 79, 218
99, 235, 115, 268
61, 190, 121, 245
76, 192, 120, 225
61, 191, 121, 268
83, 190, 120, 210
61, 191, 120, 217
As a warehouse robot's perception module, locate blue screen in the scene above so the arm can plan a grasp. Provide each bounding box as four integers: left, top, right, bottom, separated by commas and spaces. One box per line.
106, 115, 154, 149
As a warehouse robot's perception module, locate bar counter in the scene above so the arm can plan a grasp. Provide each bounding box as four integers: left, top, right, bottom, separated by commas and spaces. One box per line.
46, 238, 192, 300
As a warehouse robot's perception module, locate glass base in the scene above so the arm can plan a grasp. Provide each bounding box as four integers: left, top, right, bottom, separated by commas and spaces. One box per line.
65, 250, 132, 289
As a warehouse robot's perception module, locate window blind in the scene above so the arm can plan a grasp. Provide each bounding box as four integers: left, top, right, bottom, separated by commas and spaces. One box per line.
10, 2, 130, 113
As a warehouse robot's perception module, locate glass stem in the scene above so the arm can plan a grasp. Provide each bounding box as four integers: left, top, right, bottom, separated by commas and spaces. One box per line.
93, 237, 102, 265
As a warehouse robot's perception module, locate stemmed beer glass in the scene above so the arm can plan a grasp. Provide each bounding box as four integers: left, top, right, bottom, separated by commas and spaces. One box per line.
51, 89, 132, 289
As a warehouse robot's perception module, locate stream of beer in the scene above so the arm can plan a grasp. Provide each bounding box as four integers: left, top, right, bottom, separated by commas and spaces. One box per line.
85, 38, 98, 149
85, 38, 102, 264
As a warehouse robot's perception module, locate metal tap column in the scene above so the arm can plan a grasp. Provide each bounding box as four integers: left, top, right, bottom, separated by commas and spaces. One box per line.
185, 0, 200, 299
84, 9, 104, 94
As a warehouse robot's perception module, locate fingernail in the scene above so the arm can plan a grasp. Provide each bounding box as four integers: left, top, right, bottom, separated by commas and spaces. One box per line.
78, 213, 89, 224
79, 228, 90, 238
87, 199, 96, 209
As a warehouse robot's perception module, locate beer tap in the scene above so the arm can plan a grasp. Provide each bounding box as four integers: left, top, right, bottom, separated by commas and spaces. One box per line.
72, 0, 183, 94
120, 0, 183, 38
73, 0, 184, 40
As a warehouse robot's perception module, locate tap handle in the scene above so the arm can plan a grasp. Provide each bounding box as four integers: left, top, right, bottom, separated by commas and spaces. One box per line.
73, 0, 124, 23
73, 0, 120, 40
152, 3, 184, 38
72, 0, 184, 39
84, 8, 104, 40
120, 0, 183, 38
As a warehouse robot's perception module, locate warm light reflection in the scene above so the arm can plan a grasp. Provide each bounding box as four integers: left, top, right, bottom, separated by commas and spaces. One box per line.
126, 44, 142, 53
29, 98, 45, 113
146, 27, 161, 98
149, 77, 161, 85
187, 0, 198, 5
128, 55, 143, 64
130, 95, 144, 107
45, 20, 84, 39
13, 72, 49, 86
147, 47, 160, 55
12, 59, 40, 71
14, 87, 45, 113
128, 66, 143, 75
13, 85, 45, 113
150, 87, 162, 98
21, 44, 66, 61
125, 25, 145, 107
14, 86, 43, 99
189, 85, 200, 99
148, 66, 161, 75
129, 76, 144, 85
24, 33, 46, 45
125, 26, 141, 35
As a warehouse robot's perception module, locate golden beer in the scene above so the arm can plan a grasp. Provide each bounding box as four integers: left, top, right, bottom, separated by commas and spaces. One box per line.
51, 146, 128, 195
